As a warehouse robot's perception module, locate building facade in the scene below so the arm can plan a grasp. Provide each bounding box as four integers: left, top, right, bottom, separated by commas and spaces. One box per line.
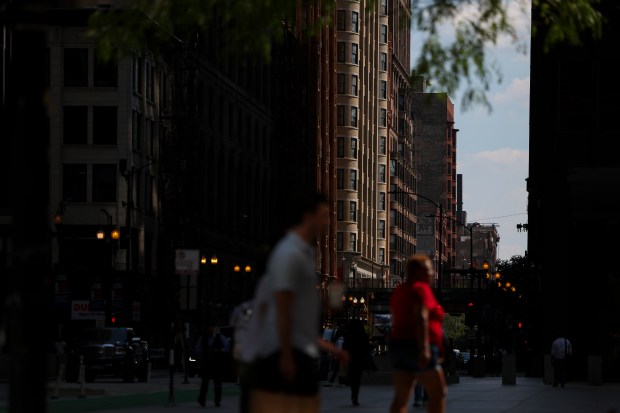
529, 0, 620, 381
42, 8, 168, 339
388, 0, 417, 285
335, 0, 390, 289
412, 91, 459, 286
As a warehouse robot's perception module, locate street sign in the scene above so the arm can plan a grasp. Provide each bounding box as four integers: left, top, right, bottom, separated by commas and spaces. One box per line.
175, 249, 200, 276
71, 300, 105, 321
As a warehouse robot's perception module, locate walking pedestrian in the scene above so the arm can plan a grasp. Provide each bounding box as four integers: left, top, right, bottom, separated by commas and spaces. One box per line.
197, 326, 229, 407
551, 335, 573, 388
250, 193, 349, 413
343, 320, 371, 406
325, 334, 345, 387
413, 383, 426, 407
389, 254, 447, 413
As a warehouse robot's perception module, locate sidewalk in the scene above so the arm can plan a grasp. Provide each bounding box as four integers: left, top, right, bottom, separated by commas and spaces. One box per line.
18, 376, 620, 413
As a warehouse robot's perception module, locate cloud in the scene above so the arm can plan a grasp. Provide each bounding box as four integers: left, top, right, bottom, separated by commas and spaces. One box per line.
458, 147, 528, 259
493, 76, 530, 106
470, 147, 528, 165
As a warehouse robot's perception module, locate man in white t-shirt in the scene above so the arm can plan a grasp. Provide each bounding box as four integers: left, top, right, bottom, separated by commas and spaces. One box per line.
251, 193, 348, 413
551, 336, 573, 388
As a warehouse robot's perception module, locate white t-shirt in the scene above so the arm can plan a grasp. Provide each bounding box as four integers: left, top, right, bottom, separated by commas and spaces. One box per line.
255, 232, 320, 359
551, 337, 573, 360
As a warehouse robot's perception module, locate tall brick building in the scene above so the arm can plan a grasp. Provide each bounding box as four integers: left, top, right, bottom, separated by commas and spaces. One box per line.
388, 0, 418, 284
412, 91, 458, 286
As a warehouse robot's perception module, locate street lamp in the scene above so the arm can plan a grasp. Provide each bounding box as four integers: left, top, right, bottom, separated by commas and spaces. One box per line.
210, 255, 218, 265
495, 272, 501, 280
483, 262, 490, 271
245, 265, 252, 273
200, 255, 208, 265
111, 229, 120, 240
96, 229, 105, 240
233, 265, 241, 273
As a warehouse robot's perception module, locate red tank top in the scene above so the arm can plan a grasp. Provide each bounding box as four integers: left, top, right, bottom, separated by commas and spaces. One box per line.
390, 281, 445, 350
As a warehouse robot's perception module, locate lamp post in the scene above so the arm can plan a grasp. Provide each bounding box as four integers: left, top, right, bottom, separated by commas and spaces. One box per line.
389, 191, 444, 300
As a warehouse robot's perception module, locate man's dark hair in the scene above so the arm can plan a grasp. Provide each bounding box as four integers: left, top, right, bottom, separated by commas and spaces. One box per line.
289, 192, 329, 227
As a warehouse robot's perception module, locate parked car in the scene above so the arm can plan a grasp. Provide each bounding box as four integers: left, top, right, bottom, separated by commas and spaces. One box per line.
66, 327, 149, 383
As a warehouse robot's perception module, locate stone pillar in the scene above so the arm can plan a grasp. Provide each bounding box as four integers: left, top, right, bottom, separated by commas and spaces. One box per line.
587, 355, 602, 386
543, 355, 554, 385
502, 353, 516, 385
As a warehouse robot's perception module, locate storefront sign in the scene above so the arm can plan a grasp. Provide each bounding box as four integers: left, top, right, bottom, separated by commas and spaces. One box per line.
71, 300, 105, 321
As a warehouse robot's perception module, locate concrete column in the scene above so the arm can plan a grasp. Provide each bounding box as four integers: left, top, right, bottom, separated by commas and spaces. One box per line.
543, 354, 554, 385
502, 354, 516, 385
587, 355, 602, 386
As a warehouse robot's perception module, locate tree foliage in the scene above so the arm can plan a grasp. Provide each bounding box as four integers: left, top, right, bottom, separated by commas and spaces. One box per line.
443, 313, 466, 340
88, 0, 604, 109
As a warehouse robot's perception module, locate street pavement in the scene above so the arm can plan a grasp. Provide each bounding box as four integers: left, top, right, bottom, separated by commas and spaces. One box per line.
9, 373, 617, 413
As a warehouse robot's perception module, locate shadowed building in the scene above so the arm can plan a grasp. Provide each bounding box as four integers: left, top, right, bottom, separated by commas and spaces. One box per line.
529, 0, 620, 382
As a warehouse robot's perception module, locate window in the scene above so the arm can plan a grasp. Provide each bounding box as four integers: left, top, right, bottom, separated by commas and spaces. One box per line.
350, 138, 358, 159
351, 43, 359, 64
132, 56, 143, 94
380, 24, 388, 43
351, 11, 359, 32
390, 234, 396, 250
350, 201, 357, 222
379, 164, 386, 182
380, 0, 388, 15
380, 52, 387, 71
379, 192, 386, 210
145, 174, 154, 214
351, 106, 358, 127
337, 200, 344, 221
379, 248, 385, 264
398, 118, 405, 134
351, 75, 358, 96
379, 220, 386, 238
390, 159, 396, 174
93, 107, 117, 145
337, 137, 345, 158
337, 105, 345, 126
63, 106, 87, 144
62, 164, 87, 202
146, 119, 154, 157
398, 142, 405, 156
349, 233, 357, 251
380, 108, 387, 127
379, 80, 388, 99
379, 137, 387, 154
337, 73, 345, 94
390, 209, 396, 223
337, 42, 346, 62
92, 165, 117, 202
350, 170, 357, 190
337, 232, 344, 251
337, 169, 345, 189
337, 10, 346, 31
132, 111, 142, 150
398, 94, 405, 111
64, 48, 88, 87
145, 62, 154, 101
94, 50, 118, 87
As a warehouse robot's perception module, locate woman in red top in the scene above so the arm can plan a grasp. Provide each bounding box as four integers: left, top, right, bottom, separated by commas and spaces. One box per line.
389, 255, 447, 413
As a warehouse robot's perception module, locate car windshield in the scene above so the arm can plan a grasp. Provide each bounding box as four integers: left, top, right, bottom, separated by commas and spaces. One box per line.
79, 328, 128, 344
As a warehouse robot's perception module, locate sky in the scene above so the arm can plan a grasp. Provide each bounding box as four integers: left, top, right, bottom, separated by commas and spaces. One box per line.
410, 1, 531, 259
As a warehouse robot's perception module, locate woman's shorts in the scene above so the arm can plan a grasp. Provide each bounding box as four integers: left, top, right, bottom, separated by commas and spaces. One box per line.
389, 340, 440, 373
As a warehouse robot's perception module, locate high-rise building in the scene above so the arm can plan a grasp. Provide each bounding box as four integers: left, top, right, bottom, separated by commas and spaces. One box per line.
529, 0, 620, 381
412, 90, 459, 286
388, 0, 418, 285
335, 0, 390, 289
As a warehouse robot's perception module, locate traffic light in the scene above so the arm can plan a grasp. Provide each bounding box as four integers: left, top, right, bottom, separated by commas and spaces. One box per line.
465, 302, 476, 327
517, 321, 523, 329
109, 313, 118, 325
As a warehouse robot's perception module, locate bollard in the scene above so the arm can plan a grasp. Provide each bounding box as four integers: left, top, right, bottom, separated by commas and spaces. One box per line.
78, 356, 86, 398
166, 349, 176, 406
146, 361, 152, 384
51, 358, 65, 399
502, 353, 517, 385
